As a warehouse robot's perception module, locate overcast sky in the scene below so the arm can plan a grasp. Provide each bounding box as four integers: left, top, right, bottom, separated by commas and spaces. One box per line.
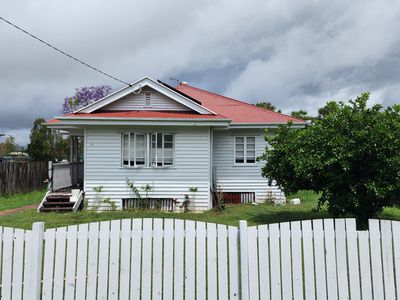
1, 0, 400, 145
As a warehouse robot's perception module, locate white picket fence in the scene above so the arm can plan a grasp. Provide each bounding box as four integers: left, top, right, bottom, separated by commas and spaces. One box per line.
0, 218, 399, 299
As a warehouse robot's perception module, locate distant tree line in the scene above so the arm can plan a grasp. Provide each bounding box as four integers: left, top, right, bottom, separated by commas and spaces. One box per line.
255, 100, 337, 120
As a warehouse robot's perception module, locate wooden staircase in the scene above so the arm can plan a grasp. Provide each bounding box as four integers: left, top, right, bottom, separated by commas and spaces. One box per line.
39, 191, 83, 212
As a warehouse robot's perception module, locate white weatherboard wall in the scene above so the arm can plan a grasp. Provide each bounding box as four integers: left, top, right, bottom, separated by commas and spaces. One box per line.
84, 126, 210, 210
213, 128, 285, 203
101, 87, 191, 111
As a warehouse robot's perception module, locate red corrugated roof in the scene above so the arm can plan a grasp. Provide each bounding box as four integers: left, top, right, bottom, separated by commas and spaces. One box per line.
46, 118, 61, 124
49, 82, 306, 125
61, 111, 226, 119
175, 84, 306, 124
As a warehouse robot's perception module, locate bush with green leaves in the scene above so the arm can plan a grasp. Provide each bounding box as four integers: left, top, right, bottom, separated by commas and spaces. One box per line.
259, 93, 400, 227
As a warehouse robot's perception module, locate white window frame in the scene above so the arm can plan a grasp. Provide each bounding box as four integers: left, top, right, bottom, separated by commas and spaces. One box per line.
121, 132, 147, 167
144, 92, 152, 107
150, 133, 175, 168
121, 132, 175, 168
234, 136, 256, 165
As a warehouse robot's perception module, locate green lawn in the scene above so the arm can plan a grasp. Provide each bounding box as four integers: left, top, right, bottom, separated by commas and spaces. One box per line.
0, 191, 44, 211
0, 190, 399, 230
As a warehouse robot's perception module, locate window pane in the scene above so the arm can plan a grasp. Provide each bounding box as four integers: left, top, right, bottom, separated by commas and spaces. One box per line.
235, 157, 244, 163
136, 134, 146, 166
164, 134, 173, 143
129, 133, 135, 166
246, 157, 256, 163
122, 134, 129, 165
235, 137, 244, 144
164, 134, 173, 151
246, 137, 255, 144
247, 143, 255, 150
157, 149, 163, 166
246, 148, 256, 163
164, 148, 174, 165
247, 150, 255, 156
235, 150, 244, 156
236, 144, 244, 151
151, 148, 156, 166
157, 133, 162, 148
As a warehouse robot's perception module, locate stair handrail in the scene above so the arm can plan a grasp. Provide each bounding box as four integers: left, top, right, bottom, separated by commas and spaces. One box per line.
72, 190, 84, 212
37, 190, 51, 213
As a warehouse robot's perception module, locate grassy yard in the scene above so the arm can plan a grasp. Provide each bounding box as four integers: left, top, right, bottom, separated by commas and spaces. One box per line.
0, 190, 399, 230
0, 191, 44, 211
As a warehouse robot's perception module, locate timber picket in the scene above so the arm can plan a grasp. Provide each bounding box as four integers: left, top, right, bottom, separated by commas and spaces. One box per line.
228, 226, 240, 299
302, 220, 315, 300
65, 225, 78, 300
185, 221, 195, 300
370, 219, 385, 299
247, 226, 259, 300
0, 218, 399, 299
207, 222, 218, 300
153, 218, 163, 300
196, 221, 207, 300
2, 227, 13, 300
335, 219, 349, 300
217, 224, 229, 300
42, 229, 56, 300
346, 219, 361, 300
269, 223, 281, 300
258, 225, 270, 300
163, 219, 174, 300
291, 221, 303, 300
119, 219, 131, 300
280, 222, 292, 300
75, 223, 88, 300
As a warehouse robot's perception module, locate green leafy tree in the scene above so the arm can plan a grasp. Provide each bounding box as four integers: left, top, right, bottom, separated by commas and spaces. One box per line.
27, 118, 70, 161
0, 135, 17, 156
256, 101, 282, 113
291, 110, 314, 121
54, 135, 70, 161
27, 118, 53, 161
317, 101, 340, 118
259, 93, 400, 227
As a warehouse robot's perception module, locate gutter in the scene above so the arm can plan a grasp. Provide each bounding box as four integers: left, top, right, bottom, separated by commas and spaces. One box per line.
229, 122, 307, 129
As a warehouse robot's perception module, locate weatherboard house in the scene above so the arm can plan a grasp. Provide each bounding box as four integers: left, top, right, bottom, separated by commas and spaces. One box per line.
41, 77, 306, 212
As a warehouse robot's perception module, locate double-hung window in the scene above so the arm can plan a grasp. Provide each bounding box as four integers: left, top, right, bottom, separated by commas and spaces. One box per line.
151, 133, 174, 167
234, 136, 256, 164
122, 133, 146, 167
122, 132, 174, 167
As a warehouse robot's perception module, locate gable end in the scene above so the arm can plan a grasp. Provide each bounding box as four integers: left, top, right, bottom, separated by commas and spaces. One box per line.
100, 87, 192, 112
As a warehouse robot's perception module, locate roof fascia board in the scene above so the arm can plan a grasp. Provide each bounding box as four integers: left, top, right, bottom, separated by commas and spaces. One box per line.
77, 77, 215, 115
45, 119, 229, 127
228, 123, 306, 129
44, 118, 231, 128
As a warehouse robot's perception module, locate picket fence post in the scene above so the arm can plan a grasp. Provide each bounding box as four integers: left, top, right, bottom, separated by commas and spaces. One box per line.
30, 222, 44, 300
239, 220, 249, 300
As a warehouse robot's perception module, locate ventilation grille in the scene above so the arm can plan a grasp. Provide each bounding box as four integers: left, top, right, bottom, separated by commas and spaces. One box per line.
144, 93, 151, 107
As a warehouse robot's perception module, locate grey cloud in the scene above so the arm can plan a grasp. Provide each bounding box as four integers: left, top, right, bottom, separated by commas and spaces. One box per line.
0, 0, 400, 146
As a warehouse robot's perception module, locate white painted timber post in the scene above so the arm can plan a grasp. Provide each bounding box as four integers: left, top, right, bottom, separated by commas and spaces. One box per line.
48, 161, 53, 191
30, 222, 44, 299
239, 220, 249, 300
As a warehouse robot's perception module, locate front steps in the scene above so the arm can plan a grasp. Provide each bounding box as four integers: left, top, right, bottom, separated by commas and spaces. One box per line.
40, 193, 75, 212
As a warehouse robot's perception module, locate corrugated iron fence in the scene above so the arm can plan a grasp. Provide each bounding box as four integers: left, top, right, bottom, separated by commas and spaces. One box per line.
0, 162, 47, 195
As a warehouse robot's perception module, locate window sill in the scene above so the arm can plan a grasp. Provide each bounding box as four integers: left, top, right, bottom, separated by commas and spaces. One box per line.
232, 163, 258, 167
120, 166, 176, 169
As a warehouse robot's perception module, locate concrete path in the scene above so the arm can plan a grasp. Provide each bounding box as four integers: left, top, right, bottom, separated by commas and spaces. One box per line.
0, 203, 38, 216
